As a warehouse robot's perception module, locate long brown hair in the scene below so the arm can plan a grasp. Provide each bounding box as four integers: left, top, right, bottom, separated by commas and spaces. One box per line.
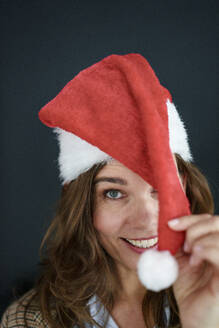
22, 154, 214, 328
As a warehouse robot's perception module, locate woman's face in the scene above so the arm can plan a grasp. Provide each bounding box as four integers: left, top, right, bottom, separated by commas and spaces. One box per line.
93, 158, 185, 274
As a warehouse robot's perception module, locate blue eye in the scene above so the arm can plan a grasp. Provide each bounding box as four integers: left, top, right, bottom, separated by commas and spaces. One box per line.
104, 189, 122, 199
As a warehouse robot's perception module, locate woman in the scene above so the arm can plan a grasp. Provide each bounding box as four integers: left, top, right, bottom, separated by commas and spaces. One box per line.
1, 53, 219, 328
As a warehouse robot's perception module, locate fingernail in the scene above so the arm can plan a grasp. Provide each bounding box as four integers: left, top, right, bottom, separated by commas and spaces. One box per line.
168, 218, 179, 227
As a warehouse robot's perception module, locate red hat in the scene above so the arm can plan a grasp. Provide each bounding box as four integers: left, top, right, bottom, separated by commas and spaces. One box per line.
39, 53, 192, 291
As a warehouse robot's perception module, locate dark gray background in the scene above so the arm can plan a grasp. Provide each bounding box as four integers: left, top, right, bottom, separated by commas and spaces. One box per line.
1, 0, 218, 316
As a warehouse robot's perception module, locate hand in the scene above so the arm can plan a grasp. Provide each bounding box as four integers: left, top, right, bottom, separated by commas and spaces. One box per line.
168, 213, 219, 328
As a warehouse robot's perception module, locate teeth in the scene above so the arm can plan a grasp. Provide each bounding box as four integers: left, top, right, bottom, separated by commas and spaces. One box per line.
125, 237, 158, 248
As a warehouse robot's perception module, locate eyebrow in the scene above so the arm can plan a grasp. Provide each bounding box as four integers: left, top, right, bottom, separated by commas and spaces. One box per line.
94, 177, 128, 185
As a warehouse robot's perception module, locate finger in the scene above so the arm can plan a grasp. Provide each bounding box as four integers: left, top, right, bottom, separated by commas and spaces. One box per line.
189, 233, 219, 270
183, 217, 219, 253
190, 247, 219, 270
168, 213, 213, 231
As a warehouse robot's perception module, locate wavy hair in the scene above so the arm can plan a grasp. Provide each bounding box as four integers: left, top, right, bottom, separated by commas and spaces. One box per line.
22, 154, 214, 328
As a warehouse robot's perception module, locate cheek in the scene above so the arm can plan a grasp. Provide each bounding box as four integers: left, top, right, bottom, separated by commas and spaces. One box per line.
93, 207, 124, 237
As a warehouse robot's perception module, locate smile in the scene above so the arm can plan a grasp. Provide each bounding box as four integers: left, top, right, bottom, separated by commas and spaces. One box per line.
123, 237, 158, 248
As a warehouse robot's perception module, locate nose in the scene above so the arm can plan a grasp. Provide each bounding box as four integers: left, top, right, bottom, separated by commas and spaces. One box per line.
128, 192, 159, 232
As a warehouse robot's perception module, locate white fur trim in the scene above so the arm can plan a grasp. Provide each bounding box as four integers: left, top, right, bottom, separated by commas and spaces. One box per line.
53, 128, 112, 184
137, 249, 179, 292
53, 100, 193, 184
167, 99, 193, 162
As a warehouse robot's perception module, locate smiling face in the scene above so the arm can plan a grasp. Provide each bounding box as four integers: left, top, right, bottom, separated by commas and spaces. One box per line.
93, 158, 185, 275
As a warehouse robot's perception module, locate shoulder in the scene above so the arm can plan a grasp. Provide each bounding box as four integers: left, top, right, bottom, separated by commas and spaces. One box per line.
1, 289, 49, 328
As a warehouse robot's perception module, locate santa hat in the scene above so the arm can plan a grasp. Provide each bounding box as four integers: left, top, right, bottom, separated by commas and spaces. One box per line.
38, 53, 192, 291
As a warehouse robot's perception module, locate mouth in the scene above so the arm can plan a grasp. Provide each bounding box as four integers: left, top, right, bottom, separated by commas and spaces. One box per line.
121, 236, 158, 254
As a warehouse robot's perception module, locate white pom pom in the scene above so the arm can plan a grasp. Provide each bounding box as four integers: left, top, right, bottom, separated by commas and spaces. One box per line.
137, 249, 179, 292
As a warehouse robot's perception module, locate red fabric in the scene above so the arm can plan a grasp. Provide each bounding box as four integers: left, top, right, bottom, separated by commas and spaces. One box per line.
38, 53, 191, 254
